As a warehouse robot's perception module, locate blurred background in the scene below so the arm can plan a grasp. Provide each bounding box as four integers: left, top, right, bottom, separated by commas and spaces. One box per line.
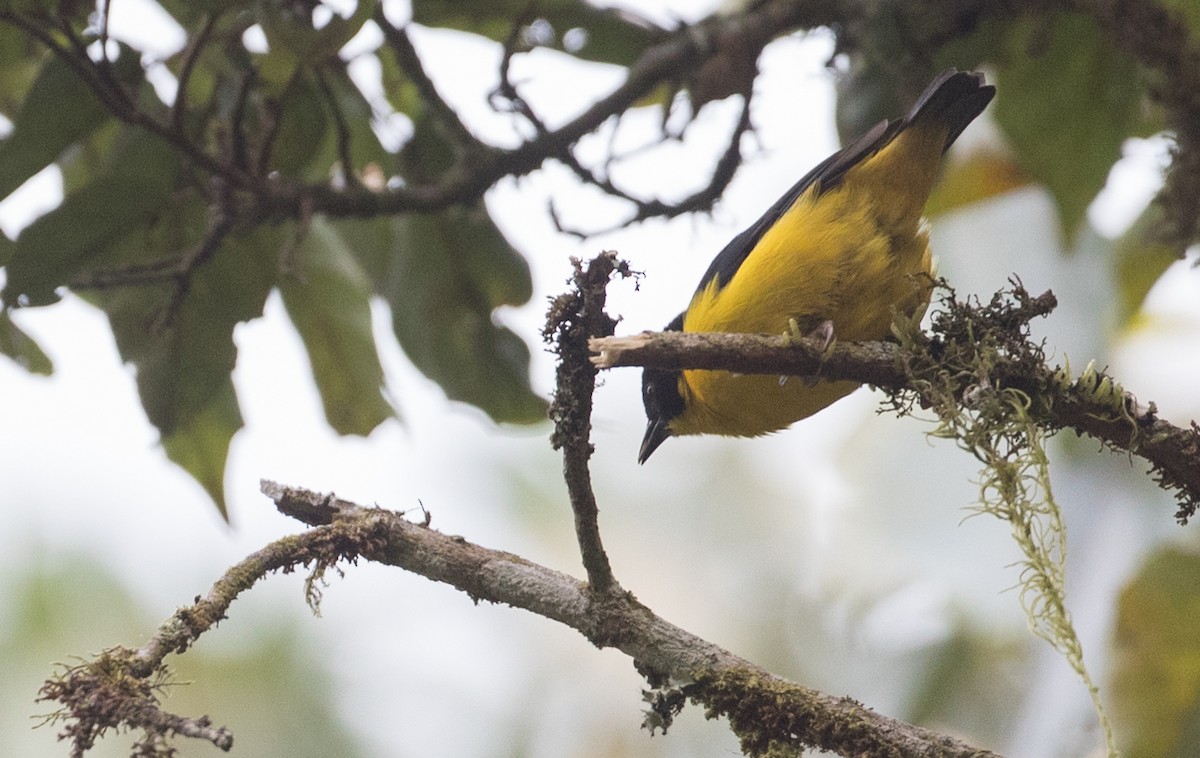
2, 1, 1199, 756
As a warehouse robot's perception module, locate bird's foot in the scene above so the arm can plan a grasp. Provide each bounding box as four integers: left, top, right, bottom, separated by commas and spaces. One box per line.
781, 318, 835, 386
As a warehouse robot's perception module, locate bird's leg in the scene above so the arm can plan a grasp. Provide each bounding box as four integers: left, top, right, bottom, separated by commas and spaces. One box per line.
781, 318, 835, 386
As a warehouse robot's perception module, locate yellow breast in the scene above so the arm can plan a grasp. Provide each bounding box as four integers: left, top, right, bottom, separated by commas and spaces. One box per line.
671, 127, 942, 438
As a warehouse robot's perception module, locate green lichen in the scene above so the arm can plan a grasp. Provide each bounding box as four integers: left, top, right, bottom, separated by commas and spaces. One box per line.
685, 669, 880, 757
891, 281, 1118, 757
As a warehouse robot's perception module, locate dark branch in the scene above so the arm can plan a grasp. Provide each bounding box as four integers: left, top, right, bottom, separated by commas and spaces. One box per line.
377, 14, 485, 156
545, 252, 626, 593
263, 0, 825, 219
171, 12, 218, 133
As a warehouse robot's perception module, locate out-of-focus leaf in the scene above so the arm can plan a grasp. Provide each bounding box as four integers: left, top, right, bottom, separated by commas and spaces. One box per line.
0, 53, 112, 201
993, 12, 1141, 244
3, 130, 180, 306
1160, 0, 1200, 35
165, 15, 256, 120
270, 71, 330, 175
92, 221, 279, 518
1112, 202, 1180, 327
309, 64, 392, 176
0, 309, 52, 374
903, 624, 1025, 741
351, 115, 540, 423
3, 175, 164, 306
337, 208, 544, 424
259, 0, 376, 61
280, 218, 394, 436
412, 0, 663, 67
926, 150, 1032, 217
161, 380, 240, 518
118, 225, 277, 431
1112, 547, 1200, 758
157, 0, 247, 26
0, 24, 41, 113
255, 0, 377, 90
837, 8, 1007, 142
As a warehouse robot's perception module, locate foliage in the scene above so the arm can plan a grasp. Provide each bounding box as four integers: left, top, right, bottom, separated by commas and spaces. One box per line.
0, 0, 1182, 518
1112, 547, 1200, 758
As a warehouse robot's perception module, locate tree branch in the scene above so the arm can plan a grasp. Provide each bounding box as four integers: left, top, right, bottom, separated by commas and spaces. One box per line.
376, 14, 486, 157
545, 252, 624, 593
590, 285, 1200, 523
262, 481, 998, 758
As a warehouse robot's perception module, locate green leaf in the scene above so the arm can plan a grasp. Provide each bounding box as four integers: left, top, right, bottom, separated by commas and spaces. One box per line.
258, 0, 376, 61
269, 70, 330, 175
1160, 0, 1200, 36
1112, 547, 1200, 758
993, 12, 1141, 244
119, 226, 276, 431
161, 379, 241, 519
0, 53, 112, 202
3, 173, 167, 306
279, 218, 394, 436
315, 64, 393, 173
338, 209, 544, 425
3, 130, 180, 306
0, 23, 41, 114
0, 309, 52, 374
412, 0, 663, 67
90, 222, 279, 517
157, 0, 247, 26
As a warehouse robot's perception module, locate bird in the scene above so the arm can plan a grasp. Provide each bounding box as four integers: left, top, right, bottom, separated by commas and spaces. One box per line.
639, 69, 996, 463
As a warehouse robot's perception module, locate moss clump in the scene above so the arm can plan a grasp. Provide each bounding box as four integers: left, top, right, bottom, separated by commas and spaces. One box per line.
888, 280, 1117, 757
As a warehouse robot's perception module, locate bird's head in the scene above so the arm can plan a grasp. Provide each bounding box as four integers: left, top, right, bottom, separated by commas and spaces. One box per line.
639, 366, 685, 463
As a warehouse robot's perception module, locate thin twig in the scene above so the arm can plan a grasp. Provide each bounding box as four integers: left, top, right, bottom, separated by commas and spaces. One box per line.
271, 0, 812, 218
490, 9, 547, 132
0, 11, 257, 189
552, 93, 755, 237
376, 13, 484, 155
229, 69, 255, 172
171, 12, 218, 134
313, 66, 355, 187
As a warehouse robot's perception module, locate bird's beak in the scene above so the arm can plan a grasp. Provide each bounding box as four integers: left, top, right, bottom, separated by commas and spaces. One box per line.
638, 418, 671, 464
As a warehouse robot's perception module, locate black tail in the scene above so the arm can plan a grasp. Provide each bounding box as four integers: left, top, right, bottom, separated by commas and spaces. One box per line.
905, 69, 996, 152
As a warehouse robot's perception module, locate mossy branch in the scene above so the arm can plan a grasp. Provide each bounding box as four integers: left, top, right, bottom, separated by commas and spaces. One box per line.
33, 478, 1004, 757
35, 514, 387, 757
591, 283, 1200, 523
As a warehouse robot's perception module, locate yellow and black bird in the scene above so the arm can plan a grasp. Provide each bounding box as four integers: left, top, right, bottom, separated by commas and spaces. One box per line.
639, 69, 995, 463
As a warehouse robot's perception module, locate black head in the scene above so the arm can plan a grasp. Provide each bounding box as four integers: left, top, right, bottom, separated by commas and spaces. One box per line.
639, 366, 685, 464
